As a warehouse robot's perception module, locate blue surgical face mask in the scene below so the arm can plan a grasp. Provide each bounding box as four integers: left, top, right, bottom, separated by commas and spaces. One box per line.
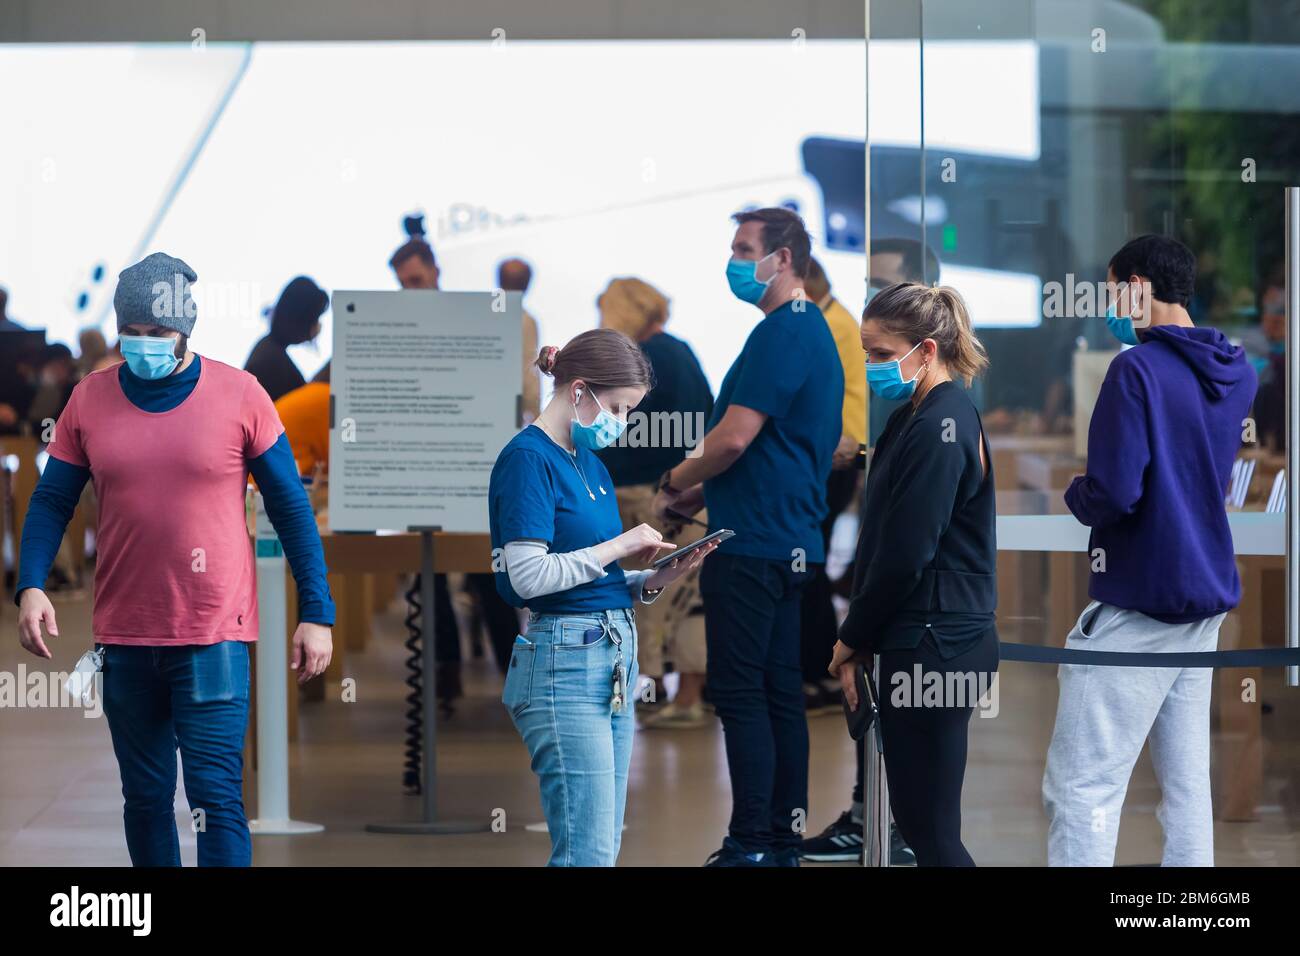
120, 334, 180, 380
726, 251, 779, 305
1105, 303, 1141, 347
866, 341, 925, 401
570, 387, 626, 450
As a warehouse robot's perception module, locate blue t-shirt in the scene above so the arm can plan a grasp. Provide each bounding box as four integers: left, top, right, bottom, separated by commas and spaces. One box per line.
704, 300, 844, 564
489, 424, 631, 613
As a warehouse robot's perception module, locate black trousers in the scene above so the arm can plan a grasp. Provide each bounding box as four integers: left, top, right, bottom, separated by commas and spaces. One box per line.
702, 551, 811, 854
799, 467, 860, 684
432, 574, 460, 663
466, 572, 520, 675
875, 628, 999, 866
429, 573, 519, 677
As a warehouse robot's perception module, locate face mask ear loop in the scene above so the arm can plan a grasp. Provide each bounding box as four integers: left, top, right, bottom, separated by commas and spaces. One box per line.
916, 341, 933, 387
1130, 282, 1147, 327
898, 340, 925, 384
914, 356, 932, 392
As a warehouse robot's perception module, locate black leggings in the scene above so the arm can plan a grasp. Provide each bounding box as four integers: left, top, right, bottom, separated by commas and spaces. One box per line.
877, 628, 998, 866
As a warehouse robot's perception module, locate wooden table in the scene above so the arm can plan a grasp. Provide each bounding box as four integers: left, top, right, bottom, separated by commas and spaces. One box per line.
1, 434, 92, 594
253, 531, 492, 744
1013, 450, 1090, 643
987, 433, 1074, 493
1217, 554, 1285, 821
0, 435, 40, 595
317, 528, 492, 659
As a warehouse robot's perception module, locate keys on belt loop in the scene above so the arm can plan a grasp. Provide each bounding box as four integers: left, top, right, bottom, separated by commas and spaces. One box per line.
607, 611, 627, 713
611, 658, 628, 713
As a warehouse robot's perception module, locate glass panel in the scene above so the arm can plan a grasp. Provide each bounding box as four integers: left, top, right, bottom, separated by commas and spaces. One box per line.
866, 0, 927, 443
909, 0, 1300, 865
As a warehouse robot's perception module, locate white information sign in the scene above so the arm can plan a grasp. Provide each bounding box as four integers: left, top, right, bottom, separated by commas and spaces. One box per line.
329, 289, 521, 533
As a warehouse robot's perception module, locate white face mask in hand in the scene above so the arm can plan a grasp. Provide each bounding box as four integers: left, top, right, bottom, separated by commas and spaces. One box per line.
65, 647, 104, 709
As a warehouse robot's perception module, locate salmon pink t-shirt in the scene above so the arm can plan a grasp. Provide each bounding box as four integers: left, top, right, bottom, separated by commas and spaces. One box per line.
47, 358, 283, 645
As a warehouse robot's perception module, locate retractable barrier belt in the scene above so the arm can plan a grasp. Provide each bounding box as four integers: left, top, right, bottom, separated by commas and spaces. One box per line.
999, 643, 1300, 668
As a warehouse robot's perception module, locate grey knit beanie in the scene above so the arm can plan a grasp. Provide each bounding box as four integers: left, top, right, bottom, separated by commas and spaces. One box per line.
114, 252, 198, 335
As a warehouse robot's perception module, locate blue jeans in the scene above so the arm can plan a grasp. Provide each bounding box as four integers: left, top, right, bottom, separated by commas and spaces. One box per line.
701, 551, 810, 854
503, 608, 638, 866
101, 640, 252, 867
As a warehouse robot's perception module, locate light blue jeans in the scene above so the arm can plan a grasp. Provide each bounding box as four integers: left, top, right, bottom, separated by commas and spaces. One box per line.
503, 607, 638, 866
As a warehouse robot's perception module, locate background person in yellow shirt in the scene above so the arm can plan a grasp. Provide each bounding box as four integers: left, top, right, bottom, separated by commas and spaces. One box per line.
808, 258, 868, 462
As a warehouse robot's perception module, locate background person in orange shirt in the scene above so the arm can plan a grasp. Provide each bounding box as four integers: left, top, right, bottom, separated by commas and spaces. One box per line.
275, 362, 331, 478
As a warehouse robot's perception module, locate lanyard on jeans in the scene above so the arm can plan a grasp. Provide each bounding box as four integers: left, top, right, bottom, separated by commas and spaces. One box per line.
606, 613, 628, 713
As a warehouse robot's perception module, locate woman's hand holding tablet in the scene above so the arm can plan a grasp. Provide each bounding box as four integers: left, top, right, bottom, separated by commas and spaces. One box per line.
650, 528, 734, 569
589, 525, 728, 594
643, 529, 731, 590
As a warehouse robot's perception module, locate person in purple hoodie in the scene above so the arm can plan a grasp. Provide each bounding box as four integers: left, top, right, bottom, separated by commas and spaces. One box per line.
1042, 235, 1257, 867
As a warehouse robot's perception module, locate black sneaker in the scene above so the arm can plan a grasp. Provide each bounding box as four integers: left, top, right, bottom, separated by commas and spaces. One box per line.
704, 837, 777, 867
800, 810, 863, 862
773, 846, 801, 867
890, 825, 917, 866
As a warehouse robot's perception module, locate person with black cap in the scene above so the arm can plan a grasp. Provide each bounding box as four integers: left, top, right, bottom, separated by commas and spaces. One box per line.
15, 252, 336, 867
244, 275, 328, 402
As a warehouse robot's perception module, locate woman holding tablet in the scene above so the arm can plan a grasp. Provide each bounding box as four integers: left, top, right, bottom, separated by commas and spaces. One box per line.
828, 283, 998, 867
489, 328, 717, 866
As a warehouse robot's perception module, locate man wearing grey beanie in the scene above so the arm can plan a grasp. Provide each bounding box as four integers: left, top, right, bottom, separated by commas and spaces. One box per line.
16, 252, 336, 867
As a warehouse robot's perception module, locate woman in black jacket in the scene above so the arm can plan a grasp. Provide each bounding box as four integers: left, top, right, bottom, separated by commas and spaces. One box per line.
245, 276, 327, 402
829, 282, 998, 866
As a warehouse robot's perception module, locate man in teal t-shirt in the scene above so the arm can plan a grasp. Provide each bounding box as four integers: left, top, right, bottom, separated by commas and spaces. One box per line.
654, 208, 843, 866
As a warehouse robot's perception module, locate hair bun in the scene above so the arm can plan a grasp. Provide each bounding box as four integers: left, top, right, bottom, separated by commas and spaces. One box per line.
536, 345, 560, 375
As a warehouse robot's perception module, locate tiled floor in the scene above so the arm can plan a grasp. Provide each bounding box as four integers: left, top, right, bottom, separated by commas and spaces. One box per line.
2, 588, 1297, 866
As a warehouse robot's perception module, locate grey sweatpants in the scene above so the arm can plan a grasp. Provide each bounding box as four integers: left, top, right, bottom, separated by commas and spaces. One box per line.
1042, 601, 1225, 867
